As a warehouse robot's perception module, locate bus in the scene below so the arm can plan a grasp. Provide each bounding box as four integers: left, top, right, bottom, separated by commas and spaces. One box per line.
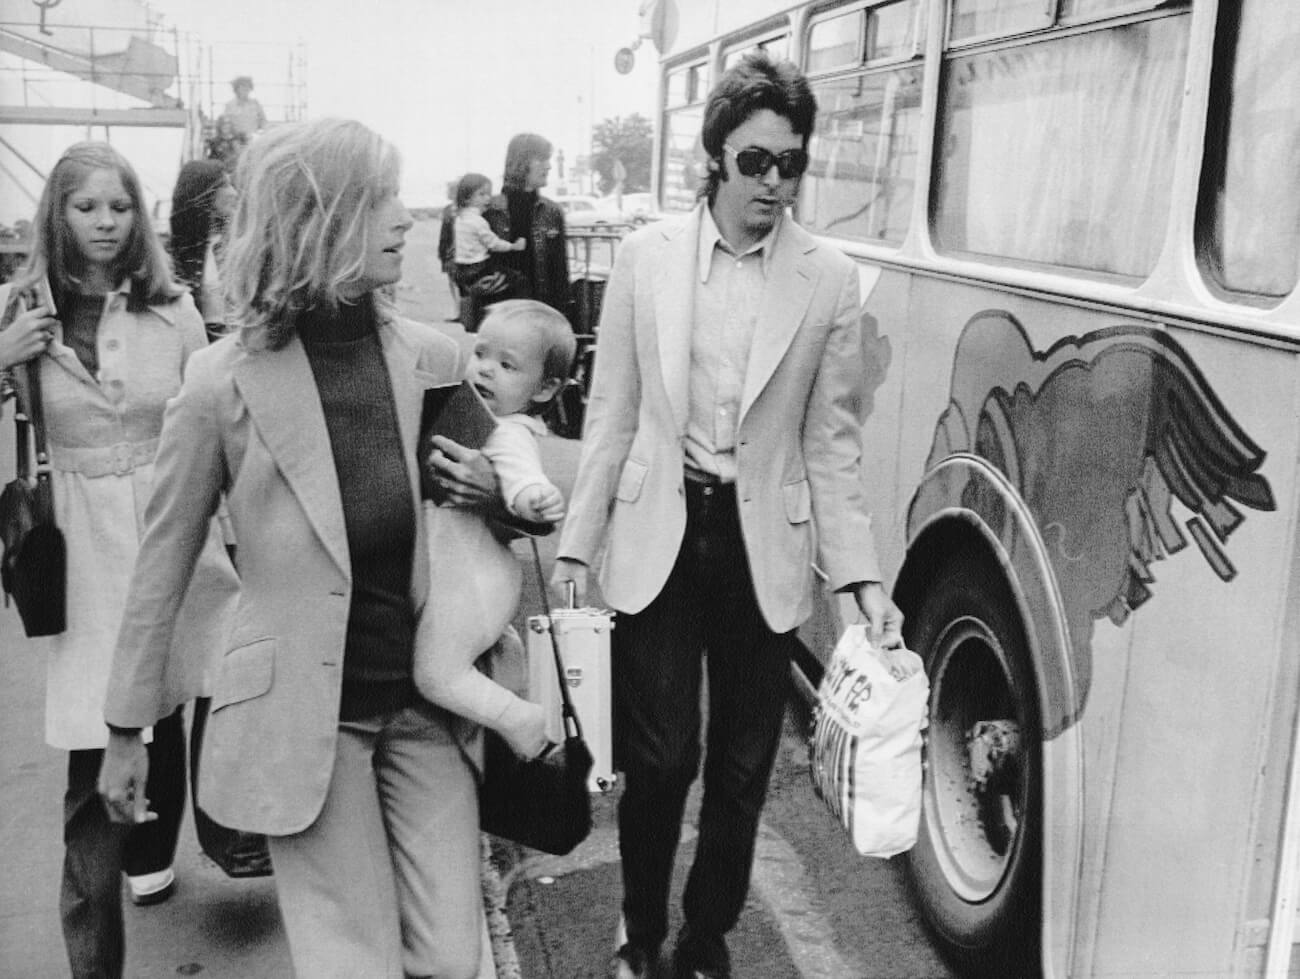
647, 0, 1300, 975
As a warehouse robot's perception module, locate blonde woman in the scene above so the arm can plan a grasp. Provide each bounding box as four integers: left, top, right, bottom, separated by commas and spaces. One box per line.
0, 142, 238, 978
97, 119, 499, 979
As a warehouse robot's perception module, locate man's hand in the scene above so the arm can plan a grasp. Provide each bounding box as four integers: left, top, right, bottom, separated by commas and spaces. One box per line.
854, 581, 904, 649
427, 435, 498, 507
98, 729, 156, 825
550, 557, 588, 608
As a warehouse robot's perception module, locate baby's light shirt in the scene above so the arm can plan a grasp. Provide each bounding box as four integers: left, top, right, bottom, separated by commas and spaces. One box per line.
482, 413, 558, 517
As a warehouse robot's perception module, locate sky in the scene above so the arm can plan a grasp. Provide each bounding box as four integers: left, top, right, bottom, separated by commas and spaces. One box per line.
0, 0, 662, 220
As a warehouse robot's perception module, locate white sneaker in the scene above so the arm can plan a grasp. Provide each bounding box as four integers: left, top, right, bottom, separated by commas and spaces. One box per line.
127, 867, 175, 906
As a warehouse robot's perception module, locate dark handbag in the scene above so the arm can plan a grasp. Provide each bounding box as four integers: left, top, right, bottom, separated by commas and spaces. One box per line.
478, 539, 594, 855
0, 360, 67, 637
190, 696, 273, 878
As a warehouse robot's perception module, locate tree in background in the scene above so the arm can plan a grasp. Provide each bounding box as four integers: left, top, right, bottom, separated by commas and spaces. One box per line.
591, 113, 653, 195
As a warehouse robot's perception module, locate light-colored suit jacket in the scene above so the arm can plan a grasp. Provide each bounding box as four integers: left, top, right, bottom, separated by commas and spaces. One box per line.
559, 206, 882, 634
104, 310, 464, 835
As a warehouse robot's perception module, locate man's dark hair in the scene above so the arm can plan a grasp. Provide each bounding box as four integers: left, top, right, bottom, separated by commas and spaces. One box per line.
698, 51, 817, 203
502, 133, 553, 192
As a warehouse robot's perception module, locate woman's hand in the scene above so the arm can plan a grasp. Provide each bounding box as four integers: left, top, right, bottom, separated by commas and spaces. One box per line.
98, 729, 157, 825
550, 557, 588, 609
426, 434, 498, 508
0, 305, 57, 370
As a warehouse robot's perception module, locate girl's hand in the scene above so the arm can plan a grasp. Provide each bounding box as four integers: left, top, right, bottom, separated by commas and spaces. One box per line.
0, 305, 57, 370
512, 238, 527, 251
426, 434, 498, 507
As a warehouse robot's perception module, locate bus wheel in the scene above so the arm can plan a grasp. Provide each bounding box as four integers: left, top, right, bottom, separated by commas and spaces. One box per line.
904, 556, 1042, 976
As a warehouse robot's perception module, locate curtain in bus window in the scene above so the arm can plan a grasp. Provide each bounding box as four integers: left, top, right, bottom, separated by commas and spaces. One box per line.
1211, 0, 1300, 299
933, 19, 1189, 278
802, 67, 923, 244
661, 105, 705, 214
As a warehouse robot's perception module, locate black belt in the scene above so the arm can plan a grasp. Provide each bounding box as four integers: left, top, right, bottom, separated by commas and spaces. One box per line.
683, 466, 725, 487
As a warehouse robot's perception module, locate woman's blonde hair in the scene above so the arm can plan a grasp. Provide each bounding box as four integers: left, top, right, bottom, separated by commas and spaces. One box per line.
13, 141, 180, 307
222, 117, 401, 349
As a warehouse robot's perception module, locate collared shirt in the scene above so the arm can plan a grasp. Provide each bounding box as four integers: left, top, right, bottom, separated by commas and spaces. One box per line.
683, 206, 780, 483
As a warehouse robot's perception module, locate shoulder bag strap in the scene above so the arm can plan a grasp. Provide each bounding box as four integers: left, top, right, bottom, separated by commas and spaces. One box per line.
18, 356, 53, 521
528, 537, 585, 742
0, 282, 32, 483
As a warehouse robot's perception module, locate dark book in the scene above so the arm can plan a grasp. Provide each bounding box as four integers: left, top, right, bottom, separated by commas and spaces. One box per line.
419, 380, 498, 503
418, 379, 556, 539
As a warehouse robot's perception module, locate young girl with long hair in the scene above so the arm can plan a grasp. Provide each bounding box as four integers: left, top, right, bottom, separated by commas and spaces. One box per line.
0, 141, 237, 979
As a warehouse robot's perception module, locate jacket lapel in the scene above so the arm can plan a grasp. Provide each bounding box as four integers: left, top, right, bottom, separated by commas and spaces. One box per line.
739, 222, 818, 425
654, 211, 701, 435
233, 336, 351, 579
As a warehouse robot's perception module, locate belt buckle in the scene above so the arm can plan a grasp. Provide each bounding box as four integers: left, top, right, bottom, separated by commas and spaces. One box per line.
111, 442, 134, 476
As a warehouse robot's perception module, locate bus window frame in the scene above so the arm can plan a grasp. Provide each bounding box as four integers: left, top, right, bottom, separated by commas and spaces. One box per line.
1194, 0, 1299, 308
720, 21, 793, 70
929, 6, 1195, 283
805, 0, 926, 75
945, 0, 1181, 49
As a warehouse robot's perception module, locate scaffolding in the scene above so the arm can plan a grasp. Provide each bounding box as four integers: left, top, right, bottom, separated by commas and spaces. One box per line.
0, 0, 307, 219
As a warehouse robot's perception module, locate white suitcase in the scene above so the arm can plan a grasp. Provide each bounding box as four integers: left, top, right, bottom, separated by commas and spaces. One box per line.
526, 607, 616, 792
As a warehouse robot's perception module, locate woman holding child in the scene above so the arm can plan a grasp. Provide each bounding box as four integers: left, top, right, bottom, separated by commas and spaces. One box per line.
97, 117, 505, 979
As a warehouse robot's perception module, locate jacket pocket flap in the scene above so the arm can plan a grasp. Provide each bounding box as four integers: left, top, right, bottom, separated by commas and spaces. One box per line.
615, 460, 648, 502
211, 638, 275, 711
783, 478, 812, 524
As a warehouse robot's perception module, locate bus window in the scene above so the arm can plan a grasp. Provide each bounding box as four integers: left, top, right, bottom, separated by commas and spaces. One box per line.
807, 9, 863, 74
723, 30, 790, 69
932, 16, 1189, 277
867, 0, 920, 62
949, 0, 1049, 41
801, 1, 925, 244
1203, 0, 1300, 300
661, 59, 710, 214
803, 67, 923, 244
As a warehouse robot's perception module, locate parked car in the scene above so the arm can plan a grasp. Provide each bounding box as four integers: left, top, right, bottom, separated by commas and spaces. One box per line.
558, 195, 624, 228
618, 192, 661, 225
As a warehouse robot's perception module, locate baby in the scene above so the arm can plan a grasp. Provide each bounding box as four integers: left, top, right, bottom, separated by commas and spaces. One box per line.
414, 299, 576, 758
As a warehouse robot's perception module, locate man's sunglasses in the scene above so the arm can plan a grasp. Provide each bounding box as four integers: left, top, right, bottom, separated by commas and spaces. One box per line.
723, 143, 810, 179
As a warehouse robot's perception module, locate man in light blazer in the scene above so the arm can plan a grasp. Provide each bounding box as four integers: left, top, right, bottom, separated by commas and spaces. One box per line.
552, 54, 904, 979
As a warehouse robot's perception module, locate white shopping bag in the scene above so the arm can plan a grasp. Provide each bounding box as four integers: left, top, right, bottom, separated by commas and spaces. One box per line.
809, 624, 929, 858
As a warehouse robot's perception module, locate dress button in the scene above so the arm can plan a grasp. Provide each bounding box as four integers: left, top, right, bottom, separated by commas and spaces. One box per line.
105, 339, 120, 351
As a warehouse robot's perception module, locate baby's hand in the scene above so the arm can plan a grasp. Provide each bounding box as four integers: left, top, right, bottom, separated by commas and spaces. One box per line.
512, 238, 527, 251
518, 485, 565, 523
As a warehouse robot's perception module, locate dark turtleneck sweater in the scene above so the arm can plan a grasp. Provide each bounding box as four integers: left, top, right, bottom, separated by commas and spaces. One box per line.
298, 300, 416, 721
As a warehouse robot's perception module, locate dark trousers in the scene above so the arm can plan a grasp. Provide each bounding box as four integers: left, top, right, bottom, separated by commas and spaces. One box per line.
614, 479, 793, 960
60, 707, 186, 979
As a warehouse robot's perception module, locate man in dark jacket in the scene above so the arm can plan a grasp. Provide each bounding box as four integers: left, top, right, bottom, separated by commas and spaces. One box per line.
482, 133, 571, 319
